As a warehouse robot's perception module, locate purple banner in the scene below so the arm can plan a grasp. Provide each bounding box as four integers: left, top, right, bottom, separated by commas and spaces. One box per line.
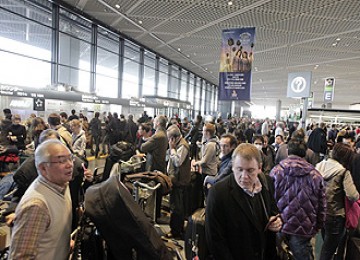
218, 27, 255, 101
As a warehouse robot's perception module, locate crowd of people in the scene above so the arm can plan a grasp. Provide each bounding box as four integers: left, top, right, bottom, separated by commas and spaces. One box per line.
2, 108, 360, 259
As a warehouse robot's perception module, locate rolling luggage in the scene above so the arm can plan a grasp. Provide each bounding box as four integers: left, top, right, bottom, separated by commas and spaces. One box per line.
184, 172, 204, 218
85, 175, 172, 260
185, 208, 211, 260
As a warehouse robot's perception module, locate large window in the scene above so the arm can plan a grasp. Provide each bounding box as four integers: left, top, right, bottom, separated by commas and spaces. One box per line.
189, 74, 195, 107
122, 40, 140, 98
0, 1, 52, 88
194, 77, 201, 113
96, 27, 119, 98
143, 51, 156, 96
158, 58, 168, 97
168, 65, 180, 99
58, 9, 92, 92
180, 70, 188, 101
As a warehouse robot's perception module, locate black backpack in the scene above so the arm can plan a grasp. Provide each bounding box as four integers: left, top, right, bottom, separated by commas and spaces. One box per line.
109, 141, 135, 162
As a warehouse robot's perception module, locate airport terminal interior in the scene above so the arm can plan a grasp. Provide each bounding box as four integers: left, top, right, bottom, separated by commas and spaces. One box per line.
1, 0, 360, 259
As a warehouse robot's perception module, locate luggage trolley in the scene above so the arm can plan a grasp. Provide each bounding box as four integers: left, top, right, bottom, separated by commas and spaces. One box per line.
132, 181, 161, 222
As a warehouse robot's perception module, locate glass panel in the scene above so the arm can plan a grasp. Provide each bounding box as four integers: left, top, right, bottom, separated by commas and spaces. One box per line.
0, 51, 51, 88
58, 64, 90, 92
124, 41, 140, 62
59, 32, 91, 71
98, 31, 119, 54
189, 75, 194, 107
0, 0, 52, 26
59, 10, 92, 42
0, 9, 52, 60
143, 66, 155, 96
96, 75, 118, 98
201, 81, 206, 113
96, 48, 118, 77
122, 58, 139, 98
180, 71, 187, 101
194, 78, 201, 111
158, 71, 168, 97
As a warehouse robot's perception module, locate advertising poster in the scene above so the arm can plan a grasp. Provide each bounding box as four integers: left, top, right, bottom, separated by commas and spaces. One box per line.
218, 27, 255, 101
324, 77, 335, 102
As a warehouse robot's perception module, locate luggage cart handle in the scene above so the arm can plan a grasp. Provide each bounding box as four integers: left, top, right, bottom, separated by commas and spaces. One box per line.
133, 181, 161, 191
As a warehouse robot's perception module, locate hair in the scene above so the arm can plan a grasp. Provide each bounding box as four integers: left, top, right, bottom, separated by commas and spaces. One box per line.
275, 135, 284, 142
252, 135, 264, 144
94, 112, 100, 118
140, 123, 152, 133
70, 119, 81, 128
332, 143, 354, 168
60, 112, 68, 119
232, 143, 262, 167
48, 113, 61, 126
35, 139, 65, 171
71, 109, 76, 115
167, 124, 182, 138
221, 134, 238, 147
13, 114, 21, 121
38, 129, 60, 145
204, 123, 216, 136
292, 129, 306, 139
3, 108, 11, 113
156, 115, 167, 128
287, 137, 307, 158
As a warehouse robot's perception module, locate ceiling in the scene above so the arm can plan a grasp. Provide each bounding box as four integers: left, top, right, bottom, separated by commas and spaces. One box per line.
61, 0, 360, 110
2, 0, 360, 110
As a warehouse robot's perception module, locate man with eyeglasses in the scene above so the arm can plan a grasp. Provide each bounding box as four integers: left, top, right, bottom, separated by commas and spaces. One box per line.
9, 139, 73, 259
3, 129, 93, 231
206, 143, 281, 259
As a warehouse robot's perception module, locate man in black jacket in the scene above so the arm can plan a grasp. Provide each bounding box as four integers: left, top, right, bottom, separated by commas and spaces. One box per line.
206, 143, 281, 259
307, 122, 327, 164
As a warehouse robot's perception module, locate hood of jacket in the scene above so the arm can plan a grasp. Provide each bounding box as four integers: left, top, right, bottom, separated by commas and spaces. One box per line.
279, 155, 315, 177
316, 158, 345, 181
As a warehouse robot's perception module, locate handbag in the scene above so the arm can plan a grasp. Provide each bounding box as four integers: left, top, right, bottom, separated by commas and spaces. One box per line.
345, 197, 360, 230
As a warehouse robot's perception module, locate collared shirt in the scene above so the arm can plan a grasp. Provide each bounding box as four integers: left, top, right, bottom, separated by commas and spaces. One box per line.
10, 176, 67, 259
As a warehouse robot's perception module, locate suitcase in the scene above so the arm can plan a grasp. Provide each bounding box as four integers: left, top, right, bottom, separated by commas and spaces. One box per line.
185, 208, 211, 260
346, 237, 360, 259
85, 175, 172, 260
184, 172, 204, 218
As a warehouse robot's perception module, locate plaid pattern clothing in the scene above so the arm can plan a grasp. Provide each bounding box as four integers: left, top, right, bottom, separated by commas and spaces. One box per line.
10, 176, 69, 259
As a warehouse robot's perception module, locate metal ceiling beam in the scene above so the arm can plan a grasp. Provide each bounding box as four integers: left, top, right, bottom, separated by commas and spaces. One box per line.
110, 0, 144, 27
76, 0, 89, 11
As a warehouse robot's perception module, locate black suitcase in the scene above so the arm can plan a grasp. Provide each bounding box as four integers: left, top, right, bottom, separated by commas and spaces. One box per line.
346, 237, 360, 259
185, 208, 211, 260
85, 175, 172, 260
184, 172, 204, 218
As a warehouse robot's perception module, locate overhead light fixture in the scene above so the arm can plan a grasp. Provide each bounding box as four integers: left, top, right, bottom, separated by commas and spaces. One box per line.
177, 48, 181, 52
138, 20, 143, 24
228, 1, 233, 5
336, 38, 341, 41
115, 4, 120, 9
332, 42, 337, 46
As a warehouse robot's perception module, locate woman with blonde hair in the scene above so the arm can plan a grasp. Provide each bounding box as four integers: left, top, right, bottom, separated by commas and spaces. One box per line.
70, 119, 86, 157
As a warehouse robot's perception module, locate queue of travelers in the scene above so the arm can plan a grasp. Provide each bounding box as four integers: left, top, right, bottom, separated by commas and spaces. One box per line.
2, 108, 360, 259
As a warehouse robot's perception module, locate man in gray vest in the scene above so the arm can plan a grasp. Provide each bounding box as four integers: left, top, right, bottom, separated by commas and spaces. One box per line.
165, 125, 191, 239
10, 139, 73, 259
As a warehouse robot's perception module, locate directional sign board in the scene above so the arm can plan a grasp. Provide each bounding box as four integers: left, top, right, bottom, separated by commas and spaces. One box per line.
287, 72, 312, 98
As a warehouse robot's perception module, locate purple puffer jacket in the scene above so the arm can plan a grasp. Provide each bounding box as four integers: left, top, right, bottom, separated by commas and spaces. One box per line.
270, 155, 326, 238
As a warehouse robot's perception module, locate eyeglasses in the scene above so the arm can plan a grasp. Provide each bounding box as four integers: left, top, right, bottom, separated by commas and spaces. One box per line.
44, 154, 75, 164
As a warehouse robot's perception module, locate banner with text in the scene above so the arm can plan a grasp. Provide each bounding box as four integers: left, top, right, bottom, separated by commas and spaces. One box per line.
218, 27, 255, 101
324, 77, 335, 103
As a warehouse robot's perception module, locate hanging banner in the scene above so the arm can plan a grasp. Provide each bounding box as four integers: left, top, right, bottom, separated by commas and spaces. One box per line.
324, 77, 335, 103
218, 27, 255, 101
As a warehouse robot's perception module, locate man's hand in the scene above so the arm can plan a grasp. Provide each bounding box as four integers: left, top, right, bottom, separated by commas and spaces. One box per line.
168, 137, 177, 150
84, 168, 94, 182
5, 213, 16, 227
266, 214, 282, 232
